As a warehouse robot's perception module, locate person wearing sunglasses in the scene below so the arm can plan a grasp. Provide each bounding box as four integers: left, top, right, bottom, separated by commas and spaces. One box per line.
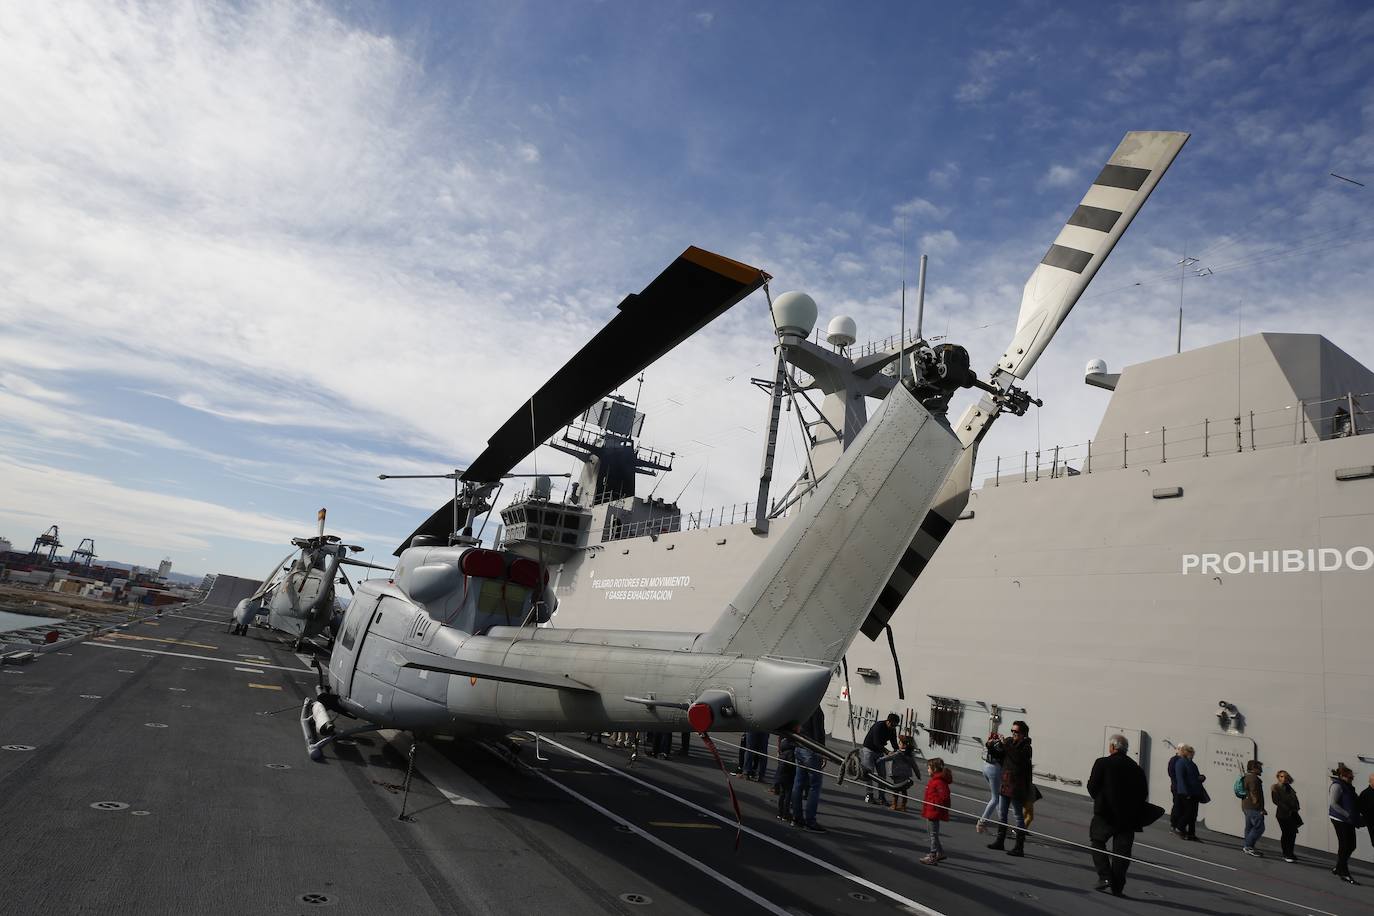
987, 720, 1033, 856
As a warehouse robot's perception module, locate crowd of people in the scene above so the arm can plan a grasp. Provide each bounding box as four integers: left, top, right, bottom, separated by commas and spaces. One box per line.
592, 714, 1373, 897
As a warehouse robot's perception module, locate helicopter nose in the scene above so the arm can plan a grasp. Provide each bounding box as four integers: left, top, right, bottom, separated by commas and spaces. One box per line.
741, 657, 832, 730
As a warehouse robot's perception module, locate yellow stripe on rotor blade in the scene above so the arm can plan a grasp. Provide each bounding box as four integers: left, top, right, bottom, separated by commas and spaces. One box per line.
247, 683, 282, 691
681, 245, 766, 285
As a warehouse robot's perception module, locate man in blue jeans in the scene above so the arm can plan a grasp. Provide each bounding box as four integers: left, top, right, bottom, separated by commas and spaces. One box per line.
791, 706, 828, 832
1241, 759, 1266, 856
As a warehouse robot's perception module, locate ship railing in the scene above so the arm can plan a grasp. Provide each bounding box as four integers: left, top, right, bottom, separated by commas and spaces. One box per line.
602, 501, 794, 542
972, 391, 1374, 488
853, 327, 925, 358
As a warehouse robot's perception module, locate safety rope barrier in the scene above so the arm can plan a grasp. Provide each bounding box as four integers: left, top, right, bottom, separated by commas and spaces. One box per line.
676, 734, 1346, 916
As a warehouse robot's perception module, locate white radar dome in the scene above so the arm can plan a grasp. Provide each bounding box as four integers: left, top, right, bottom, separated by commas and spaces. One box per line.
826, 315, 857, 348
1085, 358, 1109, 376
772, 291, 818, 339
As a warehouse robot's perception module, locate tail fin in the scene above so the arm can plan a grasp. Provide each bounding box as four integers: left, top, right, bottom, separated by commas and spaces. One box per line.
694, 383, 961, 666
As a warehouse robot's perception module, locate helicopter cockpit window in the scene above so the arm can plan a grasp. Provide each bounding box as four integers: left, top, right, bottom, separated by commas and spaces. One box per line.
340, 601, 364, 651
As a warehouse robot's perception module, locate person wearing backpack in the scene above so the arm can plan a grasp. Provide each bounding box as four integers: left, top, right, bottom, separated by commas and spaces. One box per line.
1239, 760, 1267, 856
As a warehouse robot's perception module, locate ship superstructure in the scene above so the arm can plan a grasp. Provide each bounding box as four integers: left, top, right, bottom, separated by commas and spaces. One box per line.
530, 328, 1374, 856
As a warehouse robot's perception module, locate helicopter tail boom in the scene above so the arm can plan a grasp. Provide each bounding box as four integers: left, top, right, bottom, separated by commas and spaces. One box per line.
694, 380, 962, 667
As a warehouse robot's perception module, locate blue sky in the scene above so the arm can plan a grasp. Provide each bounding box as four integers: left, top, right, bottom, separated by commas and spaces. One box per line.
1, 0, 1372, 579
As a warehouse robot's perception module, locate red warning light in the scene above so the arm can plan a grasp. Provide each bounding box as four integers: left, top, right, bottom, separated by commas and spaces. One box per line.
687, 702, 714, 733
44, 631, 60, 644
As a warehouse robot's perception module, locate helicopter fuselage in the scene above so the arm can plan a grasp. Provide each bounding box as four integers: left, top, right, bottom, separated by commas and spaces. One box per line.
323, 561, 833, 737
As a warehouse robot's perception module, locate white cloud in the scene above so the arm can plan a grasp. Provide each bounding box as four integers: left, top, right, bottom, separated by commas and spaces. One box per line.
1040, 164, 1078, 189
0, 453, 396, 575
954, 49, 1013, 104
918, 229, 960, 257
0, 372, 74, 405
516, 142, 542, 163
695, 11, 715, 28
894, 196, 945, 221
927, 162, 961, 189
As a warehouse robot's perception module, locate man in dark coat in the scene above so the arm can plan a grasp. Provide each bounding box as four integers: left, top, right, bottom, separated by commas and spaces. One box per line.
1360, 773, 1374, 849
1088, 734, 1149, 897
1167, 748, 1183, 834
861, 714, 902, 805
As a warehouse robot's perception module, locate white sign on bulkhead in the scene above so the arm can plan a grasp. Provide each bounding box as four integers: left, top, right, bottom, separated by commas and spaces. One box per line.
588, 573, 692, 601
1181, 547, 1374, 575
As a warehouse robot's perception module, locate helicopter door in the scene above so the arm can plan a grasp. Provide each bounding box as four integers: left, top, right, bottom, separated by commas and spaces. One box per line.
333, 592, 380, 699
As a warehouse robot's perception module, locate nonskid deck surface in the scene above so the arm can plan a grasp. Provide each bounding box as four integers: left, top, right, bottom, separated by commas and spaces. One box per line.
1, 608, 1370, 916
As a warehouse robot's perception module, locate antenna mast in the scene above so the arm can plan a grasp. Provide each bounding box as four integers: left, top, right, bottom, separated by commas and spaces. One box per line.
898, 216, 906, 383
915, 254, 928, 341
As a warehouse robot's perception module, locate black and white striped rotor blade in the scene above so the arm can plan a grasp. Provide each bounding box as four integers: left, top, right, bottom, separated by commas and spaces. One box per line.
996, 130, 1189, 382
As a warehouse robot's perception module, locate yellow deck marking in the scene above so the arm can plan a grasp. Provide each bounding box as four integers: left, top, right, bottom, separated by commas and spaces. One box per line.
648, 821, 721, 829
105, 632, 218, 651
247, 683, 282, 691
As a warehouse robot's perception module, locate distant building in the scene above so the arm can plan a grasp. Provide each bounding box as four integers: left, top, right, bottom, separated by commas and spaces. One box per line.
0, 536, 13, 554
158, 558, 173, 579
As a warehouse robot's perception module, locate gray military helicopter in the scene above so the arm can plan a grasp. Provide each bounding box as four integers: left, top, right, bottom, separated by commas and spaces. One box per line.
230, 508, 391, 649
302, 134, 1189, 779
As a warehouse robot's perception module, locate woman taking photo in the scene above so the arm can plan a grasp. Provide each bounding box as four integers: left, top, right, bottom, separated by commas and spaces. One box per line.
976, 729, 1004, 834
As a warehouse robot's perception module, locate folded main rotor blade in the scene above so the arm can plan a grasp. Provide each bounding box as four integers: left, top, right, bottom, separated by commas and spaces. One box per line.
392, 499, 459, 556
339, 556, 393, 573
460, 246, 768, 483
995, 131, 1189, 382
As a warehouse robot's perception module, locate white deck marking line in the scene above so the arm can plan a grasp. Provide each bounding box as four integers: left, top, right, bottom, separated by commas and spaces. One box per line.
378, 731, 508, 809
294, 653, 314, 669
1131, 838, 1237, 871
234, 667, 265, 674
534, 734, 947, 916
488, 744, 794, 916
161, 613, 224, 624
84, 642, 310, 673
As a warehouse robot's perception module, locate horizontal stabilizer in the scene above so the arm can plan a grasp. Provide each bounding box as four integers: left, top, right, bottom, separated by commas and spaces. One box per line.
399, 652, 598, 693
